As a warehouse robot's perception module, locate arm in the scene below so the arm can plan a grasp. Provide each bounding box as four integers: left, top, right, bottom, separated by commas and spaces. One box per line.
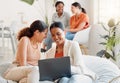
70, 41, 96, 79
68, 13, 89, 32
67, 22, 86, 32
70, 41, 83, 66
16, 37, 28, 66
45, 43, 56, 59
70, 41, 86, 74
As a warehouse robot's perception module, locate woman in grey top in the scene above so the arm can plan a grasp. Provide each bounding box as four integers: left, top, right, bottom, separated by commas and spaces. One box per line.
52, 1, 70, 29
44, 1, 70, 50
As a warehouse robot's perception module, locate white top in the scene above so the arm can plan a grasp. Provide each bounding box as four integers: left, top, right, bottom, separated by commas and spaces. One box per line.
52, 11, 70, 29
45, 39, 96, 80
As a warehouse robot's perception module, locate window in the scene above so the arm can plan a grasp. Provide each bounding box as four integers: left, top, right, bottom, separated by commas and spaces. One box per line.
98, 0, 120, 23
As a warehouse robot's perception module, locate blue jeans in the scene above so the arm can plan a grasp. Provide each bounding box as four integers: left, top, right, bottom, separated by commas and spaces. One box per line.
59, 74, 93, 83
44, 31, 53, 50
65, 32, 76, 40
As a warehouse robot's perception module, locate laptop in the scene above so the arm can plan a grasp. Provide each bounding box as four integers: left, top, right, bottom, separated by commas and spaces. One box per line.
38, 56, 71, 81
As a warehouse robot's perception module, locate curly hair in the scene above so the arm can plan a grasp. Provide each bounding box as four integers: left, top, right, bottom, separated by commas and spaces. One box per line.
17, 20, 48, 41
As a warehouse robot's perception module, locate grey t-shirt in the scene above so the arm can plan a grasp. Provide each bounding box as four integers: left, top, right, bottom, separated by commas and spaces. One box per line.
52, 11, 70, 29
44, 12, 70, 50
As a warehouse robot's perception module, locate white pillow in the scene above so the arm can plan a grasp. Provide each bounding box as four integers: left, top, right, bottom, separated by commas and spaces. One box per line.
83, 56, 120, 83
0, 76, 7, 83
0, 63, 12, 76
109, 76, 120, 83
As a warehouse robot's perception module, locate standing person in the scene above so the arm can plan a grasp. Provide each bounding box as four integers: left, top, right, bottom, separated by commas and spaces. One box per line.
3, 20, 51, 83
46, 22, 96, 83
65, 2, 89, 40
44, 1, 70, 50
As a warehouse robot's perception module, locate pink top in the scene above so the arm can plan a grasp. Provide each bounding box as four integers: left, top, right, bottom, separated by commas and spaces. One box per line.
15, 36, 40, 66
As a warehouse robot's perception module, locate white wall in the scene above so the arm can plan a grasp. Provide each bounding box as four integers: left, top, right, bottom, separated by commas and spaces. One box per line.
58, 0, 97, 24
0, 0, 98, 26
76, 0, 99, 25
59, 0, 75, 16
76, 0, 90, 16
0, 0, 43, 27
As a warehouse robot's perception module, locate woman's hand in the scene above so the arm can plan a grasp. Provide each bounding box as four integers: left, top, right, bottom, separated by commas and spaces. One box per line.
65, 28, 77, 33
65, 28, 69, 32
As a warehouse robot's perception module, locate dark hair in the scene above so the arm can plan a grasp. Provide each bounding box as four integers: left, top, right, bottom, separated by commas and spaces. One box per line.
55, 1, 64, 7
17, 20, 48, 40
72, 2, 86, 14
50, 22, 64, 31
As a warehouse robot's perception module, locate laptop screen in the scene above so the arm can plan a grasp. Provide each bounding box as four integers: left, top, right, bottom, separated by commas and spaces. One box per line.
38, 56, 71, 81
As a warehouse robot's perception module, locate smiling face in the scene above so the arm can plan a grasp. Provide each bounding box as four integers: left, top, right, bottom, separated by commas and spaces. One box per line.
56, 3, 64, 14
34, 29, 48, 43
71, 5, 79, 14
50, 27, 65, 45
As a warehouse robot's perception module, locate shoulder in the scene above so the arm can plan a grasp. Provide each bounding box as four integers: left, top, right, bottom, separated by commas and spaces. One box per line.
64, 12, 70, 16
70, 40, 79, 47
52, 13, 57, 17
19, 36, 30, 44
70, 41, 80, 50
20, 36, 29, 41
46, 46, 56, 58
80, 12, 88, 18
66, 39, 78, 44
17, 36, 30, 50
70, 15, 75, 20
65, 39, 79, 47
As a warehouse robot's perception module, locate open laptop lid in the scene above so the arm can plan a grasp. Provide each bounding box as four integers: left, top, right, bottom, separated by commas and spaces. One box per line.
38, 56, 71, 81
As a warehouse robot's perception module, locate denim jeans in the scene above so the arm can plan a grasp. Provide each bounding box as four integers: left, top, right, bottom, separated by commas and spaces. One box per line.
59, 74, 93, 83
65, 32, 76, 40
44, 31, 53, 50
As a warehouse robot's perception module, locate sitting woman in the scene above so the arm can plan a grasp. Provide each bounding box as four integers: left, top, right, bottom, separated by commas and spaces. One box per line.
44, 1, 70, 50
3, 20, 48, 83
65, 2, 89, 40
46, 22, 96, 83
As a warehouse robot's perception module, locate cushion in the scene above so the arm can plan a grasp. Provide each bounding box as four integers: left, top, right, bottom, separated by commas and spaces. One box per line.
0, 63, 12, 76
0, 76, 7, 83
4, 66, 34, 81
109, 76, 120, 83
83, 56, 120, 83
0, 63, 17, 83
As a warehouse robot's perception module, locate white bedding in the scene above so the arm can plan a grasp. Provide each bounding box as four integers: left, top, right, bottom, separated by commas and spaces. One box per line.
1, 56, 120, 83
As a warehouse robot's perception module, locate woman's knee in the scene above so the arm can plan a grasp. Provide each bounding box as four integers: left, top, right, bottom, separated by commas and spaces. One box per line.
27, 67, 39, 83
65, 32, 75, 40
59, 77, 69, 83
4, 66, 33, 81
19, 77, 27, 83
69, 74, 93, 83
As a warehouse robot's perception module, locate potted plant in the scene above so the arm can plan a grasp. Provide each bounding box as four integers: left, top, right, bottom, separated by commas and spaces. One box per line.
97, 18, 120, 61
21, 0, 34, 5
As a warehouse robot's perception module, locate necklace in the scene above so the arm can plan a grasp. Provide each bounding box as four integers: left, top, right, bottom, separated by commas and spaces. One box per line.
30, 41, 38, 49
31, 44, 38, 49
30, 37, 38, 49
